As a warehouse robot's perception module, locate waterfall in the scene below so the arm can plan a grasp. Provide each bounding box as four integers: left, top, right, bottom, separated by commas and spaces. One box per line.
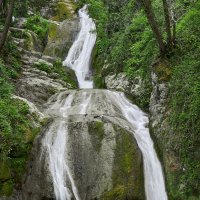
106, 91, 168, 200
44, 93, 81, 200
45, 121, 72, 200
45, 4, 168, 200
63, 5, 96, 89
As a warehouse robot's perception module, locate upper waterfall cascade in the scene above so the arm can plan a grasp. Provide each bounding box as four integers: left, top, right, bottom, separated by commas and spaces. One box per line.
43, 5, 168, 200
63, 5, 96, 89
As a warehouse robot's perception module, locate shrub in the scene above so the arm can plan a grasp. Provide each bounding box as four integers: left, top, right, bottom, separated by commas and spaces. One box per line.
24, 15, 49, 42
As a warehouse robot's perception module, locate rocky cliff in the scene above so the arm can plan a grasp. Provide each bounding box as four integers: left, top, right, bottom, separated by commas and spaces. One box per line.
22, 90, 145, 200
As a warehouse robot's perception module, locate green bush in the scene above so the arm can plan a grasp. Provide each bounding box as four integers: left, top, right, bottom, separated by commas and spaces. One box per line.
166, 4, 200, 198
25, 15, 49, 42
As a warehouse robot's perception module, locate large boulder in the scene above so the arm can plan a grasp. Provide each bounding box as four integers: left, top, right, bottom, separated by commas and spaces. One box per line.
22, 90, 145, 200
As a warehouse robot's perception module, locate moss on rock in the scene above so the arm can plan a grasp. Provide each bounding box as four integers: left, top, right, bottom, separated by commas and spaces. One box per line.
0, 159, 11, 181
101, 125, 145, 200
0, 180, 14, 197
51, 2, 75, 22
88, 121, 105, 152
44, 19, 79, 59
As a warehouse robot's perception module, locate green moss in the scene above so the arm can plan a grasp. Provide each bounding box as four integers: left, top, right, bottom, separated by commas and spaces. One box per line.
9, 157, 27, 184
51, 2, 75, 22
0, 180, 14, 196
52, 59, 78, 88
48, 23, 58, 42
0, 159, 11, 181
101, 125, 145, 199
92, 47, 106, 88
24, 126, 41, 143
154, 60, 172, 82
88, 121, 105, 152
102, 185, 129, 200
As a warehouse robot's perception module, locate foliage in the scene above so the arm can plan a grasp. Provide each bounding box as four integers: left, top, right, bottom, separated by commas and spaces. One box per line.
166, 4, 200, 198
24, 15, 49, 43
28, 0, 49, 12
0, 41, 41, 196
14, 0, 29, 17
81, 0, 200, 198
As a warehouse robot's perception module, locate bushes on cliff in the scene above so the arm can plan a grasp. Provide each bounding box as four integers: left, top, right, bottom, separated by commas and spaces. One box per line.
80, 0, 200, 198
24, 15, 49, 44
167, 4, 200, 198
0, 42, 41, 196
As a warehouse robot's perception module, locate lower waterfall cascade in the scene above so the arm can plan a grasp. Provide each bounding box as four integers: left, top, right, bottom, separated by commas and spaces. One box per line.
25, 5, 168, 200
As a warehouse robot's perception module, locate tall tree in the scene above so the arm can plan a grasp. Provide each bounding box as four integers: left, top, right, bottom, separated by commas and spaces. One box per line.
141, 0, 166, 55
162, 0, 172, 48
0, 0, 15, 53
0, 0, 3, 10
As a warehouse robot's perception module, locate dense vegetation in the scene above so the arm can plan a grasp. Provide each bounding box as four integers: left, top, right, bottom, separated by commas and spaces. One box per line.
0, 0, 60, 196
0, 38, 42, 196
78, 0, 200, 199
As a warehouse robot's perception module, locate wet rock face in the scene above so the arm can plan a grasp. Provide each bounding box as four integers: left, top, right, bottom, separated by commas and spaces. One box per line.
15, 51, 65, 107
22, 90, 145, 200
105, 72, 143, 98
44, 19, 80, 59
15, 50, 78, 107
149, 71, 182, 196
21, 124, 55, 200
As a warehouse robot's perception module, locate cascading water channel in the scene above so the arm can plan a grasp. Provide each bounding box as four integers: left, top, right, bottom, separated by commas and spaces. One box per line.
63, 5, 96, 89
106, 91, 168, 200
45, 4, 168, 200
44, 93, 81, 200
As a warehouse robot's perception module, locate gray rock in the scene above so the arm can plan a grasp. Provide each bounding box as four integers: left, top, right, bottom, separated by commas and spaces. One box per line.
105, 72, 143, 97
22, 90, 144, 200
44, 19, 80, 59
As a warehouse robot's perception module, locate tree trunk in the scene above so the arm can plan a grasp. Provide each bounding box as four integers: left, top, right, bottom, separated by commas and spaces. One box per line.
141, 0, 166, 55
0, 0, 3, 9
0, 0, 15, 53
170, 2, 177, 46
162, 0, 172, 48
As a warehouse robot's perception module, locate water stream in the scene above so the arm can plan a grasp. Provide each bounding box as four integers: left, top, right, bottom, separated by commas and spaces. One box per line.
63, 5, 96, 89
46, 4, 168, 200
107, 91, 168, 200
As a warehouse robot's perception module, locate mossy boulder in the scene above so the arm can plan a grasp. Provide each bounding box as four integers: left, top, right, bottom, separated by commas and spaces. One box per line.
101, 125, 144, 200
51, 2, 76, 22
22, 88, 145, 200
44, 19, 79, 59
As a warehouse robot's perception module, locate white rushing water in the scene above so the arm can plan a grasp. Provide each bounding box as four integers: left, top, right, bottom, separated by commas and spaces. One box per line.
107, 91, 168, 200
45, 3, 168, 200
44, 93, 82, 200
63, 5, 96, 89
45, 121, 72, 200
